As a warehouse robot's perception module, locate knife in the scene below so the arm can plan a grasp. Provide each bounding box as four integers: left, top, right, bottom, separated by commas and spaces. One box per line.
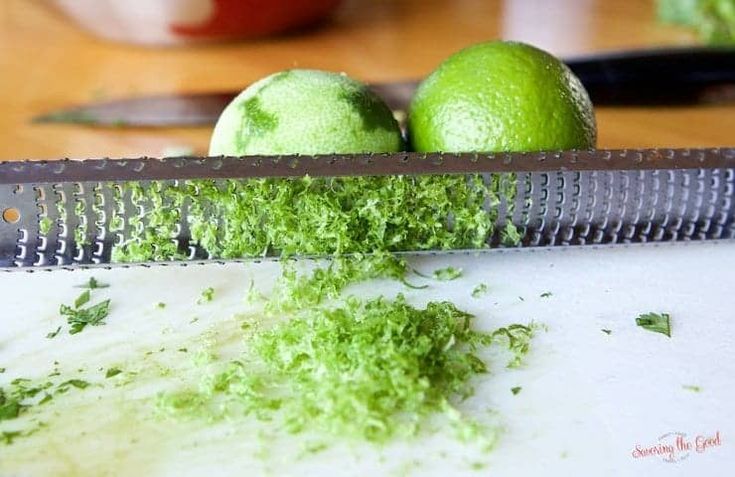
32, 47, 735, 127
1, 148, 733, 269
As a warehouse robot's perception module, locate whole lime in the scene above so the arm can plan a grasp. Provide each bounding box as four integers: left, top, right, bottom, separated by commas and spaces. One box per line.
209, 69, 404, 156
408, 41, 596, 153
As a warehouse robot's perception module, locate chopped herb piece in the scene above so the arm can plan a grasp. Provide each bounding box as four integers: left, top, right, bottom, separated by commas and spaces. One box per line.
682, 384, 702, 392
105, 368, 122, 379
601, 329, 612, 335
46, 326, 62, 339
540, 292, 552, 298
197, 287, 215, 304
74, 290, 91, 308
471, 283, 488, 298
0, 368, 5, 373
76, 277, 109, 289
511, 386, 522, 395
38, 394, 53, 405
518, 296, 525, 302
635, 312, 671, 337
432, 266, 463, 281
470, 462, 487, 471
156, 302, 166, 309
0, 393, 22, 421
61, 299, 111, 335
1, 430, 22, 445
178, 348, 188, 353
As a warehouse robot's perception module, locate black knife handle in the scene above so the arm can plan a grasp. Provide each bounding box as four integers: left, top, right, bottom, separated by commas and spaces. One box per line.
565, 47, 735, 105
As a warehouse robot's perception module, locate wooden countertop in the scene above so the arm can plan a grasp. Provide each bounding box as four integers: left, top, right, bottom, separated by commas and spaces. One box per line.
1, 0, 733, 160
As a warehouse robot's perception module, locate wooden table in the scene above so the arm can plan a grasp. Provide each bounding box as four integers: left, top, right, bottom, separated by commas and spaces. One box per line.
0, 0, 733, 160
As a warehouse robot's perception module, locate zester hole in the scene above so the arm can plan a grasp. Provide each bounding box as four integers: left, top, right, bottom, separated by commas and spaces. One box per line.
2, 207, 20, 223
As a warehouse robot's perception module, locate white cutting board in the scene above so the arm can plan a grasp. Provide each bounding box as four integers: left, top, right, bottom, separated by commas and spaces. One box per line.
1, 242, 734, 477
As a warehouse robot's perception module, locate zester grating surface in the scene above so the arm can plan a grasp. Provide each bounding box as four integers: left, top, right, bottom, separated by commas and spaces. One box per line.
1, 149, 734, 268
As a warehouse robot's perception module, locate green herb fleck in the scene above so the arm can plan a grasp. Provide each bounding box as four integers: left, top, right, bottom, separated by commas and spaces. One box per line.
601, 329, 612, 335
178, 348, 188, 353
197, 287, 215, 304
0, 390, 22, 421
74, 290, 91, 308
0, 368, 5, 374
57, 379, 90, 391
433, 267, 463, 281
470, 462, 487, 471
518, 296, 525, 302
46, 326, 62, 339
540, 292, 552, 298
1, 430, 22, 445
511, 386, 522, 395
156, 302, 166, 309
635, 312, 671, 337
105, 368, 122, 379
471, 283, 488, 298
682, 384, 702, 392
76, 277, 109, 289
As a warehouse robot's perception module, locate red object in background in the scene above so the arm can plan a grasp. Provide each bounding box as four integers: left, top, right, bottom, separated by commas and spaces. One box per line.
171, 0, 342, 40
51, 0, 343, 46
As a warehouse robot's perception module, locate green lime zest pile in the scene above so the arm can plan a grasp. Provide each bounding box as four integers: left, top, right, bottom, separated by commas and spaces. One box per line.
112, 173, 518, 263
658, 0, 735, 44
158, 294, 537, 444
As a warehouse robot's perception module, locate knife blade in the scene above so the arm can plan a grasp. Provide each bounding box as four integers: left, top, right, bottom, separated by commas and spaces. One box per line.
32, 47, 735, 127
1, 148, 733, 269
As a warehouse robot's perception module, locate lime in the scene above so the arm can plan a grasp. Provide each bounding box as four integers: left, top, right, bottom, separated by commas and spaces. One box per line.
408, 41, 596, 153
209, 69, 404, 156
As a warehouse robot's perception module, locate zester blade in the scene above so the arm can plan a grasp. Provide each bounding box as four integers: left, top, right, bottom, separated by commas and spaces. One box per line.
1, 149, 733, 269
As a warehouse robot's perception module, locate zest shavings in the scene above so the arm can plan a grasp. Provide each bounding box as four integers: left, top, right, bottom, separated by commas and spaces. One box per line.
197, 287, 215, 304
432, 267, 463, 281
264, 252, 412, 313
158, 291, 537, 445
112, 173, 518, 263
635, 312, 672, 337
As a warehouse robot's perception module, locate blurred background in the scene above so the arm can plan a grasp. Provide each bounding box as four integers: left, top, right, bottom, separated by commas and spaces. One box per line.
0, 0, 733, 159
